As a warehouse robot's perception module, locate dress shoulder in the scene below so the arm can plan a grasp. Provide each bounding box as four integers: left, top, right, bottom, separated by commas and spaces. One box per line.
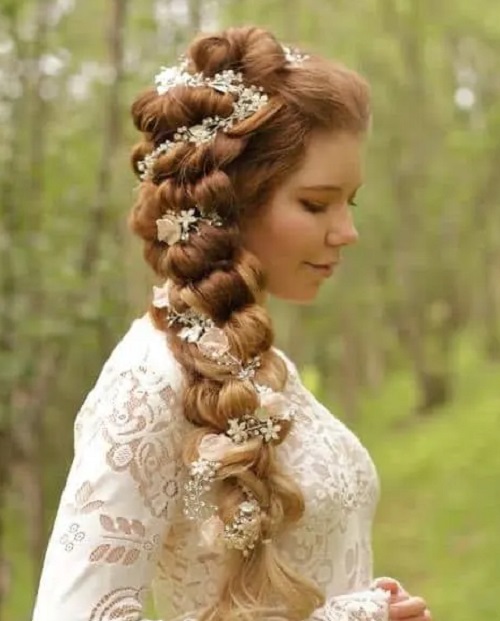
32, 313, 192, 621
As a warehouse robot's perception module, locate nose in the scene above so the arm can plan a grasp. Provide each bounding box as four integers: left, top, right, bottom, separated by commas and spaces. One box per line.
325, 206, 359, 247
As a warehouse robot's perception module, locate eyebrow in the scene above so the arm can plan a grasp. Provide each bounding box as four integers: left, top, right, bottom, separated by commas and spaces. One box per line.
299, 184, 343, 191
299, 183, 364, 193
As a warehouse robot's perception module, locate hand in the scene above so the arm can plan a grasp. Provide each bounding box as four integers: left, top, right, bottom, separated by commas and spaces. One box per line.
371, 577, 432, 621
371, 576, 408, 600
388, 596, 431, 620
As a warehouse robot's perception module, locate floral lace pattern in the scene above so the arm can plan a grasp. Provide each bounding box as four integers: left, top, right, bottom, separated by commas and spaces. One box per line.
311, 588, 390, 621
32, 313, 386, 621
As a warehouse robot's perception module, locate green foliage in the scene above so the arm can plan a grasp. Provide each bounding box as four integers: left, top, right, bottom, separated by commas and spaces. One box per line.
353, 336, 500, 620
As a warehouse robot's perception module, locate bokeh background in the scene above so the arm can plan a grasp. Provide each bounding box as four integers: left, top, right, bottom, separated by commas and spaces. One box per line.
1, 0, 500, 619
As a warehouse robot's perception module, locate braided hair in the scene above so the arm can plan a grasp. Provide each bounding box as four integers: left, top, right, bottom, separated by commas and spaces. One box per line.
129, 25, 370, 621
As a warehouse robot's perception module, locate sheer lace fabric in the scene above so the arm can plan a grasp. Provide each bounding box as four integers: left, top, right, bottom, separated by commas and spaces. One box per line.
32, 313, 388, 621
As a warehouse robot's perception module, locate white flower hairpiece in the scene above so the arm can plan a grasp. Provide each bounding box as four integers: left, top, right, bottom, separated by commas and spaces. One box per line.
184, 385, 295, 554
183, 434, 262, 556
183, 452, 262, 556
156, 207, 223, 246
282, 45, 310, 64
137, 68, 269, 182
226, 383, 296, 444
152, 282, 262, 377
151, 286, 298, 434
138, 43, 308, 182
222, 495, 261, 556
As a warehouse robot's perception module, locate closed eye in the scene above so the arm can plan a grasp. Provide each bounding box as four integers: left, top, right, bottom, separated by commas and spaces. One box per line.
300, 198, 359, 212
300, 199, 328, 214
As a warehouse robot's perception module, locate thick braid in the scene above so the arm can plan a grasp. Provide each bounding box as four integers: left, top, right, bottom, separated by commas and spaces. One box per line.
129, 25, 371, 621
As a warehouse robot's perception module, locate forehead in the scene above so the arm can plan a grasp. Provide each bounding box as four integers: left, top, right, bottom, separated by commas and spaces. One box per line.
292, 130, 364, 190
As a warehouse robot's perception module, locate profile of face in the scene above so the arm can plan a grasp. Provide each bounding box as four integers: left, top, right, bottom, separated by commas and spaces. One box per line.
240, 131, 364, 304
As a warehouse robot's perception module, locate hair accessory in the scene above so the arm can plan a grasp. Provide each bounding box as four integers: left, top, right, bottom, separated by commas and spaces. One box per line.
183, 457, 220, 521
138, 68, 269, 181
222, 495, 261, 556
198, 330, 262, 381
226, 383, 296, 444
152, 282, 263, 377
184, 452, 263, 556
282, 45, 310, 65
156, 207, 223, 246
152, 283, 296, 423
152, 282, 216, 342
152, 281, 298, 556
227, 415, 282, 443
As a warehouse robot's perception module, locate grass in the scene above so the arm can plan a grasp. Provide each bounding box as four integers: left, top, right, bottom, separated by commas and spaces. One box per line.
352, 337, 500, 621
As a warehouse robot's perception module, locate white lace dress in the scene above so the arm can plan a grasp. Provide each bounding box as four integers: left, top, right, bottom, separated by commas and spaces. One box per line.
32, 313, 390, 621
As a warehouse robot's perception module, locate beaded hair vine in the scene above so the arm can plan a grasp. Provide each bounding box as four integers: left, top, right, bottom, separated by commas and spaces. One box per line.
152, 281, 297, 555
137, 44, 309, 182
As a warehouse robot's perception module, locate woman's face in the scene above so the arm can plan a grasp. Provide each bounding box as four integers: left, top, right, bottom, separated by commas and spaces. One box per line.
240, 130, 364, 303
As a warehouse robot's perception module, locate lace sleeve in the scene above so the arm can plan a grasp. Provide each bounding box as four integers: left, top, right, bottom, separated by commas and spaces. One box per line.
308, 589, 390, 621
32, 364, 193, 621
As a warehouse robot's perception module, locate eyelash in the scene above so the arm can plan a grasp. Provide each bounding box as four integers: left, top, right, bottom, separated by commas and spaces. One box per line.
300, 199, 358, 213
300, 200, 326, 213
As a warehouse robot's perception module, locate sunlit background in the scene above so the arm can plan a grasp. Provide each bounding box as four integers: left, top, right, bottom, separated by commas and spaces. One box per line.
1, 0, 499, 619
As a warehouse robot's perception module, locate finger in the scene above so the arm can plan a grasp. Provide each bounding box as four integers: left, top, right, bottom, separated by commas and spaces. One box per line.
401, 613, 432, 621
373, 580, 400, 597
373, 576, 409, 599
389, 596, 427, 619
389, 593, 411, 605
373, 577, 401, 594
403, 605, 433, 621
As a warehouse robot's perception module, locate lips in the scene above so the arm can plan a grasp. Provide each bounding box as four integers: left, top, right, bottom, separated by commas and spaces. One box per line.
310, 262, 336, 269
306, 261, 338, 276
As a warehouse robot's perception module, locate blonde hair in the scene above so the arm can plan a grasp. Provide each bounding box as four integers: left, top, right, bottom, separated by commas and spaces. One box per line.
129, 25, 370, 621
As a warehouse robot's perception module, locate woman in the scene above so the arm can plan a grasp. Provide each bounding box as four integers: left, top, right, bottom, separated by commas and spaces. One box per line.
32, 26, 432, 621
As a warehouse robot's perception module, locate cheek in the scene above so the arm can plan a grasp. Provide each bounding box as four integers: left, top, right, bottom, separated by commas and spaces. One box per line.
262, 210, 313, 255
241, 202, 318, 270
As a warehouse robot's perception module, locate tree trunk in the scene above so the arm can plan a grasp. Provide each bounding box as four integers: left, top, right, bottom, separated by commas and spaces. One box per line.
187, 0, 203, 34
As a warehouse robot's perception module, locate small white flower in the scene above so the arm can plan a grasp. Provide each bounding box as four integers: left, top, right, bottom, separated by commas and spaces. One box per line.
190, 459, 212, 478
261, 419, 281, 442
187, 124, 214, 144
237, 357, 261, 380
179, 324, 205, 343
227, 419, 248, 443
282, 45, 310, 65
177, 208, 198, 230
155, 62, 193, 94
239, 500, 258, 514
